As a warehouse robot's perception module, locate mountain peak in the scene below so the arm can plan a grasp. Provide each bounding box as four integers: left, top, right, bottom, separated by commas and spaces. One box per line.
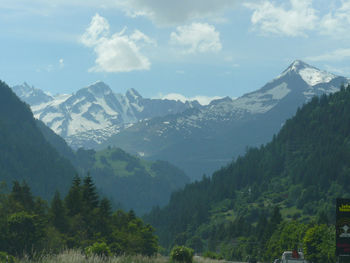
286, 60, 314, 73
126, 88, 142, 101
280, 60, 336, 86
86, 81, 112, 96
12, 82, 53, 105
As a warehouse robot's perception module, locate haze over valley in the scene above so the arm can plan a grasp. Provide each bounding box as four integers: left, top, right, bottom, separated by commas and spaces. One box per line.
1, 1, 350, 262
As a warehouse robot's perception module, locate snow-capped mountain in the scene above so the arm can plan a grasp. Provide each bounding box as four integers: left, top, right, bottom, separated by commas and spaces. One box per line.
12, 82, 53, 105
13, 81, 200, 149
100, 60, 350, 180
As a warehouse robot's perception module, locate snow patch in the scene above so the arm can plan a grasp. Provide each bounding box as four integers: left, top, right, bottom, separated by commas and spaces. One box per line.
299, 68, 335, 86
265, 83, 290, 100
232, 83, 290, 114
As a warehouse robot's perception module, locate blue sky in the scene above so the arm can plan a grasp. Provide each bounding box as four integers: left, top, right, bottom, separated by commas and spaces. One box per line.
1, 0, 350, 104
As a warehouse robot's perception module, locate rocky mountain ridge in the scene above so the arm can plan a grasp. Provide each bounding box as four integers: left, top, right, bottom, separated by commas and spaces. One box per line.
13, 81, 200, 149
101, 60, 350, 180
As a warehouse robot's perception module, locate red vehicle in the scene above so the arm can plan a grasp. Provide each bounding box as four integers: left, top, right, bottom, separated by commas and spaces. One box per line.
280, 250, 308, 263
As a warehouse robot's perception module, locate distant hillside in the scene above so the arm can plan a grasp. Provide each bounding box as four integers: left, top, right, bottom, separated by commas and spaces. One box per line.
145, 84, 350, 251
0, 80, 76, 198
35, 113, 189, 215
103, 60, 349, 180
74, 147, 190, 215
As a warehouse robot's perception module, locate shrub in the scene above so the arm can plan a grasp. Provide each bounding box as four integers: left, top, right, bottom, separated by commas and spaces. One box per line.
0, 251, 15, 263
170, 246, 194, 263
85, 242, 111, 257
203, 251, 223, 260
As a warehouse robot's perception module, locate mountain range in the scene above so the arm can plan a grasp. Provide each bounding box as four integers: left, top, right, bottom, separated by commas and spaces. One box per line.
100, 60, 349, 180
12, 82, 200, 149
12, 60, 350, 181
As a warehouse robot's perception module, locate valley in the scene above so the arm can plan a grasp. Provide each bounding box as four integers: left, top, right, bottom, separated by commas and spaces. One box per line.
1, 61, 348, 263
2, 1, 349, 262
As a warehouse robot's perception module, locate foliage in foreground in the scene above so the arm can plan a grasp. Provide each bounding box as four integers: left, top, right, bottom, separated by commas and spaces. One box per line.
170, 246, 194, 263
14, 250, 226, 263
0, 176, 158, 258
16, 250, 169, 263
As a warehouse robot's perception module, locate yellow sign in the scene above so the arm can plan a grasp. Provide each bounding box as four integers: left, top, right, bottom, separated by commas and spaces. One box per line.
339, 204, 350, 212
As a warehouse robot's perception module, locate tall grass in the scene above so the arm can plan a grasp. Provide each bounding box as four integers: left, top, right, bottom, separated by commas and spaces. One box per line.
16, 250, 234, 263
17, 250, 169, 263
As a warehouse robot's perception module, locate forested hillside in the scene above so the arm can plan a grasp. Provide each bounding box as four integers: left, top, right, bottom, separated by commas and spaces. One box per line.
0, 81, 76, 199
0, 176, 157, 258
34, 120, 189, 214
74, 147, 189, 214
145, 84, 350, 260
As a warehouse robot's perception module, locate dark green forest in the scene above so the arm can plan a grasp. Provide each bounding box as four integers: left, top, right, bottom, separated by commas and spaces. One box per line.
0, 81, 76, 199
37, 114, 189, 215
73, 147, 189, 214
145, 84, 350, 261
0, 176, 158, 258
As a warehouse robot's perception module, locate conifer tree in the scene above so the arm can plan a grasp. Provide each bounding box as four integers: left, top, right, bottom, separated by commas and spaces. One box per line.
10, 181, 34, 212
50, 191, 68, 233
82, 174, 99, 210
65, 174, 82, 216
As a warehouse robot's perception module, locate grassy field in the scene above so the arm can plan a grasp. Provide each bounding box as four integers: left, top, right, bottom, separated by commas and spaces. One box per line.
16, 250, 235, 263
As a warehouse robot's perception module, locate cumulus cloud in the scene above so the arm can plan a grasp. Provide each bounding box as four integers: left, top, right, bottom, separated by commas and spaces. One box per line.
170, 23, 222, 54
306, 48, 350, 62
244, 0, 318, 37
320, 1, 350, 36
81, 14, 155, 73
116, 0, 239, 26
161, 93, 223, 105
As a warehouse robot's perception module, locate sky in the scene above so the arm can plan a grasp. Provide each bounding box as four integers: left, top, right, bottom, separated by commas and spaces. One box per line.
1, 0, 350, 104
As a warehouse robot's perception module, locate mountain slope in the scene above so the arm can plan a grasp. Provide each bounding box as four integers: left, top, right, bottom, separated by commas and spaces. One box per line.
12, 82, 53, 105
145, 83, 350, 251
35, 116, 190, 215
13, 81, 200, 149
102, 60, 349, 180
74, 147, 190, 215
0, 80, 76, 199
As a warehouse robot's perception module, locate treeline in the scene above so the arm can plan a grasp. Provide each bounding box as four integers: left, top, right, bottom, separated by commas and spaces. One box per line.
37, 119, 190, 215
0, 80, 76, 200
145, 84, 350, 260
192, 206, 335, 262
0, 175, 158, 258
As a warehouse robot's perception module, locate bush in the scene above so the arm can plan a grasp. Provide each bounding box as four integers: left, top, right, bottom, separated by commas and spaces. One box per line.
203, 250, 223, 260
0, 251, 15, 263
85, 242, 111, 257
170, 246, 194, 263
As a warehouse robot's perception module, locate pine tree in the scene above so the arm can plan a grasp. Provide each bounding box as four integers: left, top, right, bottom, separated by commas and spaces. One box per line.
65, 174, 82, 216
82, 174, 99, 210
10, 181, 34, 212
50, 191, 68, 233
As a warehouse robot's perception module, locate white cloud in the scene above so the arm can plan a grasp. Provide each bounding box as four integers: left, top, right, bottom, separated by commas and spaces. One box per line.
320, 1, 350, 36
81, 13, 110, 47
306, 48, 350, 62
46, 64, 54, 72
323, 65, 350, 76
115, 0, 239, 26
161, 93, 223, 105
244, 0, 318, 37
170, 23, 222, 54
130, 30, 157, 46
59, 58, 64, 68
81, 14, 155, 73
